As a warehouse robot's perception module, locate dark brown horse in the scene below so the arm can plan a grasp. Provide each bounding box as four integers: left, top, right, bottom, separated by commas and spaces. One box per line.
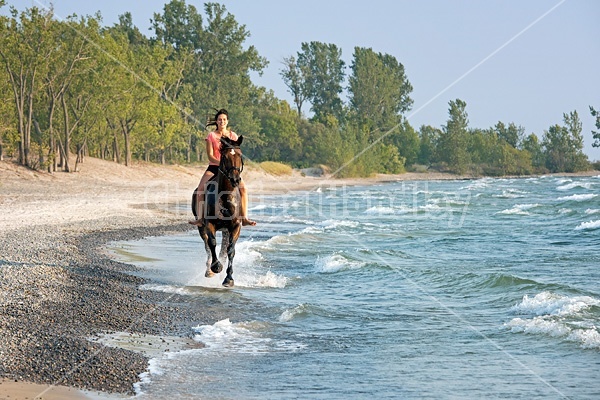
191, 136, 245, 287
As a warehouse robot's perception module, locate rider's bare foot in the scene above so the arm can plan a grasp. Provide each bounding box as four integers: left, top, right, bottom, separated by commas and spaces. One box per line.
188, 218, 204, 227
241, 218, 256, 226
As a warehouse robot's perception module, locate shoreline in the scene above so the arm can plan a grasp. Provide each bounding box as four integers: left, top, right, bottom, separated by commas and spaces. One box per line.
1, 157, 598, 398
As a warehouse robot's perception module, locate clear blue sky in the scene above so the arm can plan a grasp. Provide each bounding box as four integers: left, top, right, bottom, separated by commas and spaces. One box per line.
8, 0, 600, 160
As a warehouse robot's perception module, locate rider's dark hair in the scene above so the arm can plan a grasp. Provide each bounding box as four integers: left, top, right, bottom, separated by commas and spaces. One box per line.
205, 108, 228, 128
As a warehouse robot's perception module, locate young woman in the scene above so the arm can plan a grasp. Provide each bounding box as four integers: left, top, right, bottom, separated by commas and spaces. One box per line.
190, 108, 256, 227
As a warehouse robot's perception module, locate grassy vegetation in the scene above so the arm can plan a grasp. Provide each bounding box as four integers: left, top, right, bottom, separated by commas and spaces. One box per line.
258, 161, 293, 175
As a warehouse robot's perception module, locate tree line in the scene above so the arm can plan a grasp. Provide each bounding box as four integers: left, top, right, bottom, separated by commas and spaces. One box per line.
0, 0, 598, 177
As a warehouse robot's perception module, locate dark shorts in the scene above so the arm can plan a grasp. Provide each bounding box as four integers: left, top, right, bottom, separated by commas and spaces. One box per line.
206, 164, 219, 175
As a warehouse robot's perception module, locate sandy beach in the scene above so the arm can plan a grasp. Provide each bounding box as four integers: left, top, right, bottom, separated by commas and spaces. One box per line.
1, 156, 597, 399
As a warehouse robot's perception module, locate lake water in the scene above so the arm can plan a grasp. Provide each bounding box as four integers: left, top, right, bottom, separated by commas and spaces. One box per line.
109, 175, 600, 399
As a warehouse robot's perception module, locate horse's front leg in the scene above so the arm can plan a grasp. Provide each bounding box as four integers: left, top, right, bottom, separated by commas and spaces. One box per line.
204, 225, 223, 275
201, 230, 214, 277
222, 225, 241, 287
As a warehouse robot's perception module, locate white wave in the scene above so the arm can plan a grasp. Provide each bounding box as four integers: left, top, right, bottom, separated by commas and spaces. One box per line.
189, 268, 287, 289
315, 253, 366, 273
139, 284, 192, 295
192, 319, 305, 353
182, 240, 286, 288
568, 328, 600, 349
318, 219, 360, 229
575, 220, 600, 231
506, 292, 600, 349
505, 318, 600, 349
192, 319, 267, 353
364, 206, 395, 215
497, 203, 541, 215
134, 358, 163, 396
249, 204, 269, 211
279, 304, 309, 322
251, 270, 288, 288
493, 188, 528, 199
585, 208, 600, 215
558, 208, 573, 214
557, 193, 597, 201
298, 226, 324, 234
506, 317, 571, 337
461, 178, 492, 190
511, 291, 600, 317
557, 182, 593, 191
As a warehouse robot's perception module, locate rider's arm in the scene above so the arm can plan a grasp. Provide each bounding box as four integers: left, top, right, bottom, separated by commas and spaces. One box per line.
206, 137, 220, 164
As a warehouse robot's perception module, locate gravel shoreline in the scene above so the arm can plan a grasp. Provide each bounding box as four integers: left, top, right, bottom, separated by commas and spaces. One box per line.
0, 214, 252, 396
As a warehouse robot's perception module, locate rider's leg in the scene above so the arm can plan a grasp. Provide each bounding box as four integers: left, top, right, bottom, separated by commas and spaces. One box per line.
239, 179, 256, 226
189, 171, 214, 226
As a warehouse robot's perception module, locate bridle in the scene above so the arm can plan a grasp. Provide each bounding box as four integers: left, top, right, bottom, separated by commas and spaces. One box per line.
218, 145, 244, 186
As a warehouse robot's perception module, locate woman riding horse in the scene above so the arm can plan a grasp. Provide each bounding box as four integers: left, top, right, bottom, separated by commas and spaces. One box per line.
191, 136, 245, 287
190, 108, 256, 227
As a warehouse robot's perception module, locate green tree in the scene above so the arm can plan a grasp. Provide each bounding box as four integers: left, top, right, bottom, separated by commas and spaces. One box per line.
261, 103, 300, 162
417, 125, 440, 165
467, 128, 493, 166
542, 111, 588, 172
151, 0, 203, 50
348, 47, 413, 133
522, 133, 544, 170
296, 41, 345, 123
280, 55, 310, 117
0, 61, 16, 160
54, 15, 103, 172
589, 106, 600, 148
439, 99, 470, 173
562, 110, 588, 171
494, 121, 523, 148
0, 5, 54, 167
388, 119, 419, 166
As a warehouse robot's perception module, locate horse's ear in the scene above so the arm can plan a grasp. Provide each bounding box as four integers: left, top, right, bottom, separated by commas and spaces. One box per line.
220, 137, 232, 147
236, 135, 243, 146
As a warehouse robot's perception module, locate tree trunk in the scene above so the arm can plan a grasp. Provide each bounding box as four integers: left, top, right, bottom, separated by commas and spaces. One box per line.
61, 94, 71, 172
33, 119, 44, 169
187, 132, 192, 163
113, 132, 120, 164
47, 96, 57, 172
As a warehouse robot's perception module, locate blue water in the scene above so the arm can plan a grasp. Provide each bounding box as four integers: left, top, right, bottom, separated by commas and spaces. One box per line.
109, 175, 600, 399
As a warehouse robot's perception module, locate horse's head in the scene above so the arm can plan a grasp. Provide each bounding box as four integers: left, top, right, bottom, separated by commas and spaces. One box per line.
219, 135, 244, 187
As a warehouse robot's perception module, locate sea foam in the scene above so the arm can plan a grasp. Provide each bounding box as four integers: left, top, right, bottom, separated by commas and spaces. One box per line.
315, 253, 366, 273
556, 182, 592, 191
497, 203, 541, 215
192, 319, 305, 353
557, 193, 597, 202
505, 292, 600, 349
575, 220, 600, 231
511, 291, 599, 316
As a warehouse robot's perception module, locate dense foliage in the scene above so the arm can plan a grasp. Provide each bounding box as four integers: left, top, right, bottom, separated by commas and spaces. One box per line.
0, 1, 593, 175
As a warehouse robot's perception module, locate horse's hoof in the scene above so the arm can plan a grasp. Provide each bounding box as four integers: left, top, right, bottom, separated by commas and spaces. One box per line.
222, 277, 234, 287
211, 261, 223, 274
205, 269, 215, 278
